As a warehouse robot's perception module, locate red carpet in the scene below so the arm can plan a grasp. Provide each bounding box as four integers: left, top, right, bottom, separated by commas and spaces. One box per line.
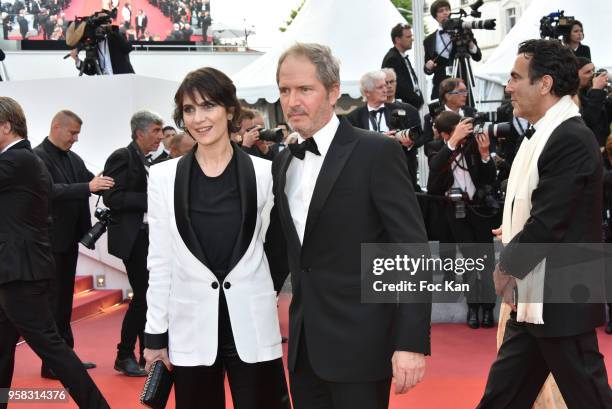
10, 295, 612, 408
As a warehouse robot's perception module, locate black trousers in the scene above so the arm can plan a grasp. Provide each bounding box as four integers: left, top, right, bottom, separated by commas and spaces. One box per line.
172, 292, 290, 409
290, 336, 391, 409
477, 316, 612, 409
48, 244, 79, 348
117, 227, 149, 360
0, 280, 109, 409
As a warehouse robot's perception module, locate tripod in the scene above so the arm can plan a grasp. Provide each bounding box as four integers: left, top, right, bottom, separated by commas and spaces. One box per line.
78, 43, 103, 76
450, 34, 478, 107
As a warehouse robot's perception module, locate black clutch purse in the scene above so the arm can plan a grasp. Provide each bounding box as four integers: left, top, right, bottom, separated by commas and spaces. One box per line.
140, 361, 173, 409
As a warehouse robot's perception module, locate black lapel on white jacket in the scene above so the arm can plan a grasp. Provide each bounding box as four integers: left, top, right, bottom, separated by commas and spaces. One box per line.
174, 146, 211, 269
228, 143, 256, 271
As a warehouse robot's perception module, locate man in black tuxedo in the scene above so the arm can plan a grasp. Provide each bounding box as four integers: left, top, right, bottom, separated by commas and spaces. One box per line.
477, 39, 612, 409
0, 97, 109, 409
347, 69, 422, 190
423, 0, 482, 101
268, 43, 431, 409
102, 110, 163, 377
33, 110, 115, 379
69, 24, 135, 75
381, 23, 423, 110
426, 111, 497, 328
135, 9, 147, 39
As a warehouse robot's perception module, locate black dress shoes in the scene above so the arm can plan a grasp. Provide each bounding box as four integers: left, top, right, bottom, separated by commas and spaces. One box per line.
481, 309, 495, 328
114, 357, 147, 377
467, 306, 479, 329
82, 361, 97, 370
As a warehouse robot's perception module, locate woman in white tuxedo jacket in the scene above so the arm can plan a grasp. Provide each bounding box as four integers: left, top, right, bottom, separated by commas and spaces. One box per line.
143, 67, 290, 409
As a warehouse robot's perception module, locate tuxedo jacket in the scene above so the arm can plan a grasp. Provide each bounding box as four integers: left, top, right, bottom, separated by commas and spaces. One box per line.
144, 145, 284, 366
102, 141, 148, 260
34, 138, 94, 253
0, 140, 55, 285
499, 117, 606, 337
266, 118, 431, 383
381, 47, 424, 110
136, 15, 148, 29
423, 30, 482, 100
346, 101, 422, 188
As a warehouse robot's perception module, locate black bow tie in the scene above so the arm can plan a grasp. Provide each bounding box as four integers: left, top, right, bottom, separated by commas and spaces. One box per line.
370, 107, 385, 117
524, 126, 535, 139
288, 137, 320, 160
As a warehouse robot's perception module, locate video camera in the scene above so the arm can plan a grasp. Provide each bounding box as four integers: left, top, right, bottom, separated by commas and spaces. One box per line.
441, 0, 496, 42
80, 207, 113, 250
539, 10, 575, 40
73, 8, 117, 48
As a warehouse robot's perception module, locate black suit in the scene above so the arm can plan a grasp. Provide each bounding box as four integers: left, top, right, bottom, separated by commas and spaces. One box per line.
267, 118, 431, 409
478, 117, 612, 409
0, 140, 109, 409
135, 15, 147, 38
34, 138, 94, 354
102, 141, 149, 360
77, 29, 135, 75
346, 102, 422, 190
381, 47, 424, 110
423, 30, 482, 101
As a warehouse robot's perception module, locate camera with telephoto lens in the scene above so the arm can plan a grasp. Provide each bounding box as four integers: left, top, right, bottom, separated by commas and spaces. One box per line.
80, 207, 113, 250
441, 0, 496, 41
247, 125, 284, 143
388, 108, 422, 142
74, 8, 118, 47
539, 10, 574, 39
471, 112, 512, 140
446, 187, 466, 219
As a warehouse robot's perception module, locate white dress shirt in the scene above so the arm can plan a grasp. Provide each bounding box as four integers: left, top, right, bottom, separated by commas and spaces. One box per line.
366, 104, 389, 132
1, 138, 24, 154
285, 114, 339, 244
436, 28, 452, 59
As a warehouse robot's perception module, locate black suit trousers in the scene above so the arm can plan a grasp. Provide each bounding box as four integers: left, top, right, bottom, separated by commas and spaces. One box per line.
477, 317, 612, 409
117, 227, 149, 359
290, 335, 391, 409
0, 280, 109, 409
48, 244, 79, 349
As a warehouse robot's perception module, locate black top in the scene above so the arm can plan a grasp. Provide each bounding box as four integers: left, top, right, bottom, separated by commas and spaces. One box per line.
573, 43, 591, 60
189, 152, 241, 278
43, 138, 76, 181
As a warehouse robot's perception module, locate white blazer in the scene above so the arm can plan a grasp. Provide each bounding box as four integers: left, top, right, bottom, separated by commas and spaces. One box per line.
144, 146, 282, 366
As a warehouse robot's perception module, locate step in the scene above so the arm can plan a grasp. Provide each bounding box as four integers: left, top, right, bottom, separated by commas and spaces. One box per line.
71, 289, 124, 322
74, 275, 93, 294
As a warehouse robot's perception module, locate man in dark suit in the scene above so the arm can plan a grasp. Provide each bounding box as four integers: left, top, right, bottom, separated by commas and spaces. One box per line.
0, 97, 110, 409
381, 23, 423, 110
102, 110, 163, 377
268, 43, 431, 409
69, 24, 135, 75
135, 9, 147, 39
347, 69, 422, 191
477, 39, 612, 409
426, 111, 497, 328
150, 125, 176, 163
423, 0, 482, 101
33, 110, 115, 379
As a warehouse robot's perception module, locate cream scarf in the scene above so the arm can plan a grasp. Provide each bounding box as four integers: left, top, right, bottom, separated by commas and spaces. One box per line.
501, 95, 580, 324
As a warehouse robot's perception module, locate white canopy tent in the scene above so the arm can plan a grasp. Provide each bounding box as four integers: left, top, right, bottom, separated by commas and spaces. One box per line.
475, 0, 612, 106
232, 0, 409, 104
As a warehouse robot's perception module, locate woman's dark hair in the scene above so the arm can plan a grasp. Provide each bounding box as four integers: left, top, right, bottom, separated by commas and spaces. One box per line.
562, 20, 583, 45
173, 67, 242, 135
517, 39, 579, 97
434, 111, 461, 135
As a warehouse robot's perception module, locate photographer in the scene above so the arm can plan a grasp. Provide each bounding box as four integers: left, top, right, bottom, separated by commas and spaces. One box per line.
347, 69, 422, 190
239, 108, 276, 161
424, 0, 482, 101
427, 111, 496, 329
102, 110, 163, 377
576, 57, 612, 147
33, 111, 115, 379
604, 134, 612, 335
66, 11, 135, 76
